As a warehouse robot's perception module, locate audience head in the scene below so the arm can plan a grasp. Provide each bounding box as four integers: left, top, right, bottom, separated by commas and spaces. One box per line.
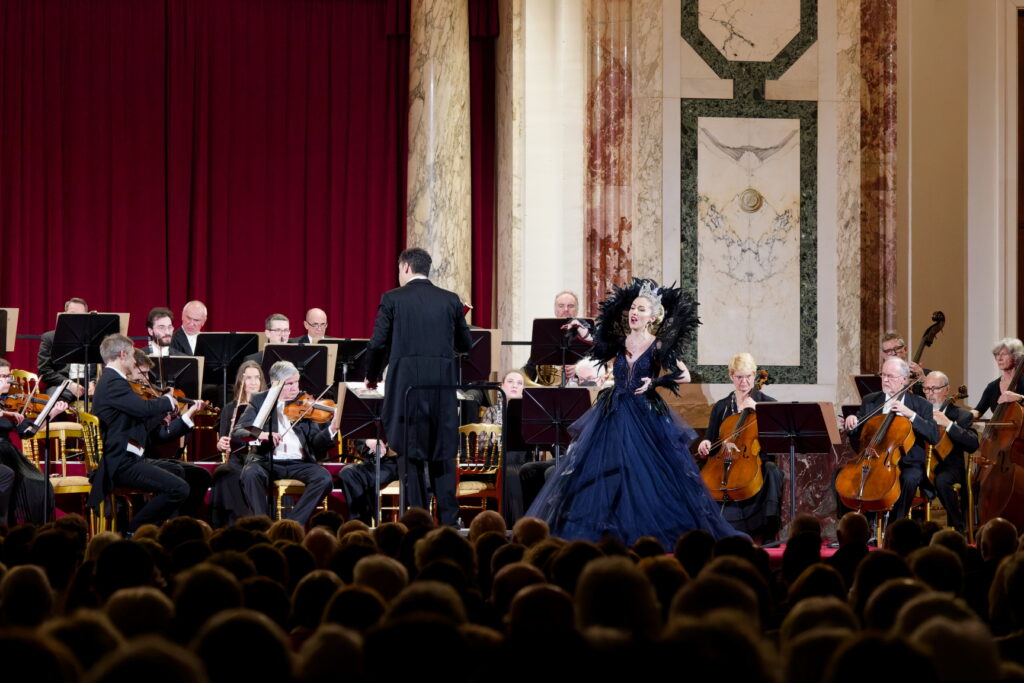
674, 528, 714, 578
550, 540, 603, 595
837, 511, 871, 546
193, 609, 292, 683
980, 517, 1018, 562
861, 577, 928, 631
468, 510, 506, 543
779, 595, 857, 646
849, 549, 911, 618
908, 544, 964, 594
575, 556, 660, 641
297, 624, 363, 683
825, 633, 935, 683
512, 517, 550, 548
387, 580, 467, 625
353, 555, 409, 603
42, 610, 123, 672
171, 563, 243, 643
302, 526, 339, 569
323, 585, 387, 633
0, 564, 53, 627
105, 586, 175, 639
289, 569, 343, 631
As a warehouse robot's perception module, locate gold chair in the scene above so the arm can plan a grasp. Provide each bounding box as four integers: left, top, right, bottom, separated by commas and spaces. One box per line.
456, 423, 503, 512
22, 413, 98, 533
274, 477, 328, 520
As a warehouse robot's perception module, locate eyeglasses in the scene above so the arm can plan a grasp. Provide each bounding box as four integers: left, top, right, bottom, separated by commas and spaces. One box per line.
923, 384, 949, 392
268, 328, 290, 334
881, 344, 906, 356
305, 321, 327, 329
880, 373, 907, 380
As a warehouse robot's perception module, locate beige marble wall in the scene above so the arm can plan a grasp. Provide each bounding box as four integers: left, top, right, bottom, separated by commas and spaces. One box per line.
406, 0, 472, 302
495, 0, 525, 373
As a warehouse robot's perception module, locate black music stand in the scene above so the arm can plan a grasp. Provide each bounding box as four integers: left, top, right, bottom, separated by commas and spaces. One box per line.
852, 375, 882, 399
317, 339, 369, 383
50, 313, 122, 412
336, 385, 386, 524
0, 309, 7, 358
149, 355, 204, 460
19, 379, 71, 524
529, 318, 594, 387
521, 387, 591, 462
757, 402, 838, 538
195, 332, 259, 407
261, 344, 332, 396
459, 329, 496, 384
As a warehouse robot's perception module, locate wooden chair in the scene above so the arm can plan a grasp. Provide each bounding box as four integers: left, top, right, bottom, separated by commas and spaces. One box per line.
455, 423, 503, 513
273, 477, 329, 520
22, 413, 98, 533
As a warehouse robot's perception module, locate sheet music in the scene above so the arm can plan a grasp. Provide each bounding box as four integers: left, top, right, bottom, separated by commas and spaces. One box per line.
28, 380, 71, 432
346, 381, 383, 399
251, 383, 285, 431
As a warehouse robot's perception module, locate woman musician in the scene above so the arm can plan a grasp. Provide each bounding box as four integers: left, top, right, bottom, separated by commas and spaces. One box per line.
696, 353, 784, 542
209, 360, 266, 526
0, 358, 68, 525
972, 338, 1024, 419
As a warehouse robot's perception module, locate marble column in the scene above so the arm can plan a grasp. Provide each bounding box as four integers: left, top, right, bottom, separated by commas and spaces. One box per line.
859, 0, 897, 372
584, 0, 633, 314
495, 0, 525, 372
630, 0, 664, 282
407, 0, 472, 302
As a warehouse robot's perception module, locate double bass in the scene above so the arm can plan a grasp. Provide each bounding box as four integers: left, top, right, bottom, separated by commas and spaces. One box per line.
701, 370, 768, 502
977, 357, 1024, 527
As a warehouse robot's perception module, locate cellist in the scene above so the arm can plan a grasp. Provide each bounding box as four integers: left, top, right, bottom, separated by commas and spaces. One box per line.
843, 358, 939, 522
971, 338, 1024, 419
696, 353, 784, 541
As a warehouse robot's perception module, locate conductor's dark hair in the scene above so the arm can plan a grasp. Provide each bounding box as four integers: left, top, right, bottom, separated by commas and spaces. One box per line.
399, 248, 431, 276
147, 307, 173, 329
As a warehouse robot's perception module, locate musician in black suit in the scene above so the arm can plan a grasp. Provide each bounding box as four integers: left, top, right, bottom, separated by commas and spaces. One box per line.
843, 357, 940, 523
143, 307, 185, 358
170, 301, 207, 356
233, 360, 337, 525
88, 334, 190, 532
337, 439, 399, 525
922, 371, 978, 534
289, 308, 328, 344
365, 248, 473, 526
37, 297, 93, 399
881, 331, 928, 397
243, 314, 292, 366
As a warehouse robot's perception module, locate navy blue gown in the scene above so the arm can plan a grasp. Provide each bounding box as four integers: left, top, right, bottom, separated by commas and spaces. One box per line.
525, 344, 739, 547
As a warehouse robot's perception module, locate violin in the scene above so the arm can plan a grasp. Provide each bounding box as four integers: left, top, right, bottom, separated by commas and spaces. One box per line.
283, 393, 337, 423
2, 388, 53, 418
700, 370, 769, 502
128, 380, 217, 415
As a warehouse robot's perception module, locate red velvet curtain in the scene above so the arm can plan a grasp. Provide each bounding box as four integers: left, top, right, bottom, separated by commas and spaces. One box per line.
0, 0, 410, 370
469, 0, 497, 329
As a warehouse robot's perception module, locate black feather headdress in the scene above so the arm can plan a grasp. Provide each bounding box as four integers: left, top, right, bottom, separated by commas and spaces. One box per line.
590, 278, 700, 375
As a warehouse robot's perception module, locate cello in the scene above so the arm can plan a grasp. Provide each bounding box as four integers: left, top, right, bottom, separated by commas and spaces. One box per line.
976, 356, 1024, 527
701, 370, 768, 502
909, 311, 945, 375
835, 382, 919, 512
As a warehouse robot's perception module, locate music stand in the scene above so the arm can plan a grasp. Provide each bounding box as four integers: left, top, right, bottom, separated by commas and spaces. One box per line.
757, 402, 840, 537
317, 339, 369, 383
0, 308, 17, 357
20, 379, 71, 523
336, 382, 386, 524
261, 343, 336, 396
521, 387, 592, 461
50, 312, 126, 412
459, 329, 500, 384
195, 332, 259, 407
529, 318, 594, 387
851, 374, 882, 399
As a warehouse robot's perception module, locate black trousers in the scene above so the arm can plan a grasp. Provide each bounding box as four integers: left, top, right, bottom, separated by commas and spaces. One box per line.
114, 459, 190, 531
338, 457, 400, 524
400, 457, 458, 526
933, 453, 967, 532
149, 459, 212, 519
241, 459, 332, 525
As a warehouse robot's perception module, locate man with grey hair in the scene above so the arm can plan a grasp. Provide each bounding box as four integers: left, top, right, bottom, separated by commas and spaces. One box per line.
234, 360, 338, 523
171, 300, 208, 355
844, 357, 939, 523
922, 371, 978, 535
88, 333, 190, 531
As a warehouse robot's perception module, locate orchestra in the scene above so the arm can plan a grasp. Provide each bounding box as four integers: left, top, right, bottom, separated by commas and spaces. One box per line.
0, 285, 1013, 544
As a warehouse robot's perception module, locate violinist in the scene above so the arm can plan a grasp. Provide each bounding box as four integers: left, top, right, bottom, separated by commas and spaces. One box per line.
88, 334, 190, 533
696, 353, 784, 541
129, 350, 212, 519
923, 371, 978, 535
210, 360, 266, 526
971, 338, 1024, 418
0, 358, 67, 525
842, 358, 939, 523
233, 360, 337, 525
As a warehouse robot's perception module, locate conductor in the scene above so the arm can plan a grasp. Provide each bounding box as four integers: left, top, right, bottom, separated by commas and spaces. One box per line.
365, 248, 473, 526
